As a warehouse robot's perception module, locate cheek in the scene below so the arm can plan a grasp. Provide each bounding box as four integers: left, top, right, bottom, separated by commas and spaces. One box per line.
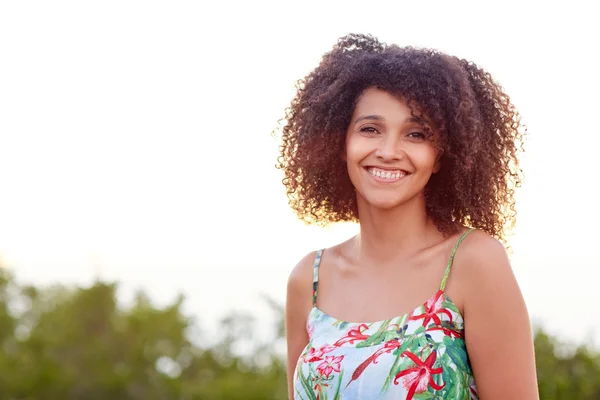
414, 147, 440, 171
344, 137, 361, 164
345, 131, 374, 158
344, 141, 364, 182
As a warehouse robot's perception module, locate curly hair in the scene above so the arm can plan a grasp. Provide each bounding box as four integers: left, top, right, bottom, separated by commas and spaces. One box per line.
276, 33, 525, 242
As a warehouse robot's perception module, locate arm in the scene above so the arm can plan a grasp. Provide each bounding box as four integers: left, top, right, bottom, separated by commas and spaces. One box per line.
285, 252, 316, 400
459, 233, 539, 399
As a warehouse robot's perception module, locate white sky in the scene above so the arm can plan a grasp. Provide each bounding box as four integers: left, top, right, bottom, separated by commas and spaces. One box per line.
0, 1, 598, 345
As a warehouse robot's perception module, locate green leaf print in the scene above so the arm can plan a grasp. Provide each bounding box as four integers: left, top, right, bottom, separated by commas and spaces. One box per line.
357, 330, 398, 348
354, 319, 404, 348
442, 299, 460, 314
418, 334, 430, 349
442, 335, 454, 347
332, 370, 344, 400
440, 363, 456, 398
445, 342, 469, 373
332, 320, 349, 331
297, 366, 318, 400
382, 354, 402, 391
410, 336, 423, 352
392, 339, 413, 356
413, 391, 437, 399
414, 325, 426, 335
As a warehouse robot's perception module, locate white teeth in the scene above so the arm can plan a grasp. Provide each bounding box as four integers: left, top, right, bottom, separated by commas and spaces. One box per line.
368, 168, 405, 180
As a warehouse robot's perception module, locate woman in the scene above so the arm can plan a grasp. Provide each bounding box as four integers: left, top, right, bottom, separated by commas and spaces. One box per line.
278, 34, 538, 399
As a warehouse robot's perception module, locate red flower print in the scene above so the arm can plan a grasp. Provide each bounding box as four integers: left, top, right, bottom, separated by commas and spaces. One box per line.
346, 339, 401, 388
311, 374, 331, 397
426, 326, 462, 339
410, 290, 453, 327
304, 344, 336, 363
333, 323, 370, 346
316, 355, 344, 378
394, 350, 445, 400
470, 385, 478, 399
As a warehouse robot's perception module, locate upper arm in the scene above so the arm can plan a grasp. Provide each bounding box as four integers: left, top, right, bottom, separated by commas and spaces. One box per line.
459, 233, 539, 399
285, 251, 316, 400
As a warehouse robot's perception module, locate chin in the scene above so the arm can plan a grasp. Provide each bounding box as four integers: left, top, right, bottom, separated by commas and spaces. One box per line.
357, 188, 426, 211
361, 196, 406, 210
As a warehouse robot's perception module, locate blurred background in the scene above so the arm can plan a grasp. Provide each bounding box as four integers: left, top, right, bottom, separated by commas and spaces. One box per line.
0, 0, 598, 399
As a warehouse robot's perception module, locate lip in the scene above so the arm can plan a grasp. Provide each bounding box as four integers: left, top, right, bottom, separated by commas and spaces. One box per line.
364, 165, 409, 172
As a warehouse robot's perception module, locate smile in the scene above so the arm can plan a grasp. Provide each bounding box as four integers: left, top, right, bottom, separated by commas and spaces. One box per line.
366, 167, 409, 182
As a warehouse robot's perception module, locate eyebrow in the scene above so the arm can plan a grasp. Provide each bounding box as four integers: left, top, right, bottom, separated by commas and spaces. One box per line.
353, 115, 427, 125
354, 115, 384, 123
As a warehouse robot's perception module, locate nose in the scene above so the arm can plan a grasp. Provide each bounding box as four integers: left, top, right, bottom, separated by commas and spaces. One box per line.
375, 135, 403, 161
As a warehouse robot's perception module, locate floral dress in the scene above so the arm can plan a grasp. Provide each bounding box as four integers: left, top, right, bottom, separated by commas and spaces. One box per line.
293, 229, 478, 400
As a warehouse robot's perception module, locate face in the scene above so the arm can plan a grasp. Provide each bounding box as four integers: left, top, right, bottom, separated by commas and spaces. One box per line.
345, 88, 440, 211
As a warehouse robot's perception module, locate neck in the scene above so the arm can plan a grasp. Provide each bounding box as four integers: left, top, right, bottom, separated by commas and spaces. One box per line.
354, 195, 439, 263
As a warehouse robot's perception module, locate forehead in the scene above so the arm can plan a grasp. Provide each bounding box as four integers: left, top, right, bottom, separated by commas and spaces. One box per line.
352, 87, 434, 128
353, 88, 416, 119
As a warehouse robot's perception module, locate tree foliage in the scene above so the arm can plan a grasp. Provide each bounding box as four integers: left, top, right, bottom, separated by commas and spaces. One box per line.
0, 268, 597, 399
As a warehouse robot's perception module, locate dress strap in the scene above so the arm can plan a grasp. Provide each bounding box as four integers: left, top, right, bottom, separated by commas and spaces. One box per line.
312, 249, 324, 307
440, 228, 476, 291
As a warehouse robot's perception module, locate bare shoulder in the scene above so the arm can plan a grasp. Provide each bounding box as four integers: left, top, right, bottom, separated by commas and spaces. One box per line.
285, 250, 320, 398
287, 250, 318, 293
454, 230, 539, 398
457, 229, 508, 261
286, 250, 320, 322
286, 240, 349, 309
448, 229, 517, 312
453, 229, 512, 282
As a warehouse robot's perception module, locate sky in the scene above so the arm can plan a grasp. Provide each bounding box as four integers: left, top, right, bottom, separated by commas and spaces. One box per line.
0, 1, 598, 346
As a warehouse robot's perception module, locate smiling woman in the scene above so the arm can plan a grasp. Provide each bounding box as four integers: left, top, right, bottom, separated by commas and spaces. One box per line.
276, 34, 539, 399
345, 89, 442, 212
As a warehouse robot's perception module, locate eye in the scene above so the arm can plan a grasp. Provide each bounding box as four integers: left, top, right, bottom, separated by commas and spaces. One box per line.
407, 131, 426, 139
359, 126, 379, 135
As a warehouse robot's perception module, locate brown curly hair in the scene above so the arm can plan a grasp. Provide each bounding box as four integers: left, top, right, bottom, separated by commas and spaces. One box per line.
276, 33, 524, 242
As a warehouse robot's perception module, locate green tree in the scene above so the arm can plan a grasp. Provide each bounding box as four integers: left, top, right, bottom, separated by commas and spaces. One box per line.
0, 269, 287, 399
0, 267, 598, 399
535, 328, 600, 399
0, 270, 192, 399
